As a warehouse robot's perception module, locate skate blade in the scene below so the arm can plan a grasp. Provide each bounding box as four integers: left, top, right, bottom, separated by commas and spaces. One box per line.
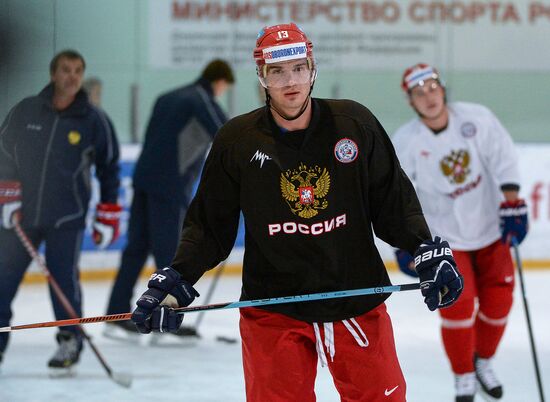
103, 325, 142, 344
478, 390, 500, 402
48, 366, 77, 378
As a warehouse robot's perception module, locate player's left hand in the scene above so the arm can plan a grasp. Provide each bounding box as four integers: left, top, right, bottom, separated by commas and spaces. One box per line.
499, 199, 528, 245
92, 203, 122, 249
414, 237, 463, 311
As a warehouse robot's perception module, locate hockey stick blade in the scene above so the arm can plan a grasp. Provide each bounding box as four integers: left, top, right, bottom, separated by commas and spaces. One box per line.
0, 283, 420, 332
13, 221, 131, 388
111, 371, 133, 388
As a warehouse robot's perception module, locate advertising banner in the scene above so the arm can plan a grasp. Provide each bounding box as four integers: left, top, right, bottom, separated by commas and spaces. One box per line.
149, 0, 550, 71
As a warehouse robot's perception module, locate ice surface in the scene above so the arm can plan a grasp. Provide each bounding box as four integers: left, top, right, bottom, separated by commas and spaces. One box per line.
0, 271, 548, 401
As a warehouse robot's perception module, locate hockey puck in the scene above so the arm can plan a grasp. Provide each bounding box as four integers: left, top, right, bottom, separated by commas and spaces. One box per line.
215, 335, 238, 344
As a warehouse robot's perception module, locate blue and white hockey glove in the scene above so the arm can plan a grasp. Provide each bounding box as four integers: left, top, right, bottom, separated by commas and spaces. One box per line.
394, 249, 418, 277
131, 267, 199, 334
499, 199, 528, 245
414, 237, 463, 311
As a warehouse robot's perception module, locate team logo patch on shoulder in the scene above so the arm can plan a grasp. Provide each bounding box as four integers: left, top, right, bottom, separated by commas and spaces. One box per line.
334, 138, 358, 163
68, 130, 81, 145
461, 122, 477, 138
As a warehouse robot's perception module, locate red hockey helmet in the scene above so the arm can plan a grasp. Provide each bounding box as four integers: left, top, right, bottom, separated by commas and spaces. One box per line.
253, 23, 316, 86
401, 63, 442, 93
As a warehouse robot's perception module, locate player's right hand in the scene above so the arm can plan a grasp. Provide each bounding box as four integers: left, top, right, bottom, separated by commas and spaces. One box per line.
0, 181, 22, 229
131, 267, 199, 334
413, 237, 463, 311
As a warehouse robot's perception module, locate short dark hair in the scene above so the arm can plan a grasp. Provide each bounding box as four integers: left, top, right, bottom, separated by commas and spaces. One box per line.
200, 59, 235, 84
49, 49, 86, 74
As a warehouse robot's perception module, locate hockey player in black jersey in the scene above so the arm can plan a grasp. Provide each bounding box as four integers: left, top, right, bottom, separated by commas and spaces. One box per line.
130, 23, 463, 401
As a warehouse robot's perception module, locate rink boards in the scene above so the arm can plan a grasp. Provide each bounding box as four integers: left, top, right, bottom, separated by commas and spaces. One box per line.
23, 143, 550, 281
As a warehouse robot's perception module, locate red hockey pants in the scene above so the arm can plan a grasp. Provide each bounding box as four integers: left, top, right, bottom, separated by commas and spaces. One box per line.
240, 303, 406, 402
439, 240, 515, 374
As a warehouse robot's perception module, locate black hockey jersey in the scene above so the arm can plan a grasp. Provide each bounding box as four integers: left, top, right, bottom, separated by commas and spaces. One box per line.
172, 99, 430, 323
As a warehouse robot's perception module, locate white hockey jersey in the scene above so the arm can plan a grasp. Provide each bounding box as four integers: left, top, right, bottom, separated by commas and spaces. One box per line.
392, 102, 520, 251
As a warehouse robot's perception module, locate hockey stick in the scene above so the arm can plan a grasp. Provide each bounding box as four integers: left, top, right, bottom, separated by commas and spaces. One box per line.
176, 260, 228, 339
13, 222, 132, 388
0, 283, 420, 332
511, 238, 546, 402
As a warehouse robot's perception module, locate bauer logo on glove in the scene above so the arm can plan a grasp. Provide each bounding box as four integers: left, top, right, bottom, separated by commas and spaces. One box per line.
414, 246, 453, 265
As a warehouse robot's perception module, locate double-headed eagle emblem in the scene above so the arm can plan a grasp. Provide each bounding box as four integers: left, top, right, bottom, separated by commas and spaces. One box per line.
440, 149, 470, 184
280, 163, 330, 219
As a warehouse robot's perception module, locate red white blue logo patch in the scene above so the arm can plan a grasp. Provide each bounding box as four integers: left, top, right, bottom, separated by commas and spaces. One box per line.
461, 122, 477, 138
334, 138, 358, 163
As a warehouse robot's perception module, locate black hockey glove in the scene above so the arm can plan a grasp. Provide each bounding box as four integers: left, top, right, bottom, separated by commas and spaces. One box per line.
131, 267, 199, 334
413, 237, 463, 311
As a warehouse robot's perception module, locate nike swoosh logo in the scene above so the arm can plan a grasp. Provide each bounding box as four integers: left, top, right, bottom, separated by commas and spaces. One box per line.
504, 275, 514, 283
385, 385, 399, 396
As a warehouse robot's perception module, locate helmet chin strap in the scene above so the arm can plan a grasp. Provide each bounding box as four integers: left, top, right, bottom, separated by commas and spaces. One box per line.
265, 85, 314, 122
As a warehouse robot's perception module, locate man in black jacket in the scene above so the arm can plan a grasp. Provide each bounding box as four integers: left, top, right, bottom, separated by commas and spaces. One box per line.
104, 59, 234, 338
0, 49, 121, 373
130, 24, 463, 401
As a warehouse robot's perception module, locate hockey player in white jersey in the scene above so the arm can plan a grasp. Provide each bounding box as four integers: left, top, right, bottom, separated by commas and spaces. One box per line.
392, 63, 528, 402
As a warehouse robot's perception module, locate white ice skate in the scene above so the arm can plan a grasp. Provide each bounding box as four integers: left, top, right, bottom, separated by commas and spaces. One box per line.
475, 355, 503, 401
455, 372, 477, 402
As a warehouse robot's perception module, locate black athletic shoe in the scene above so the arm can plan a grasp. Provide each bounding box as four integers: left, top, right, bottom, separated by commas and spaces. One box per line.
171, 325, 200, 338
48, 331, 81, 375
475, 355, 503, 400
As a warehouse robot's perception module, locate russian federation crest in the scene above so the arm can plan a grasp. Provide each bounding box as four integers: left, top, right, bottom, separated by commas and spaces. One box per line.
440, 149, 471, 184
280, 163, 330, 219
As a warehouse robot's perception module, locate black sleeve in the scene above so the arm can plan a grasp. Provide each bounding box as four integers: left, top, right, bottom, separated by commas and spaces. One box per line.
93, 110, 120, 204
365, 116, 431, 255
171, 131, 241, 284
